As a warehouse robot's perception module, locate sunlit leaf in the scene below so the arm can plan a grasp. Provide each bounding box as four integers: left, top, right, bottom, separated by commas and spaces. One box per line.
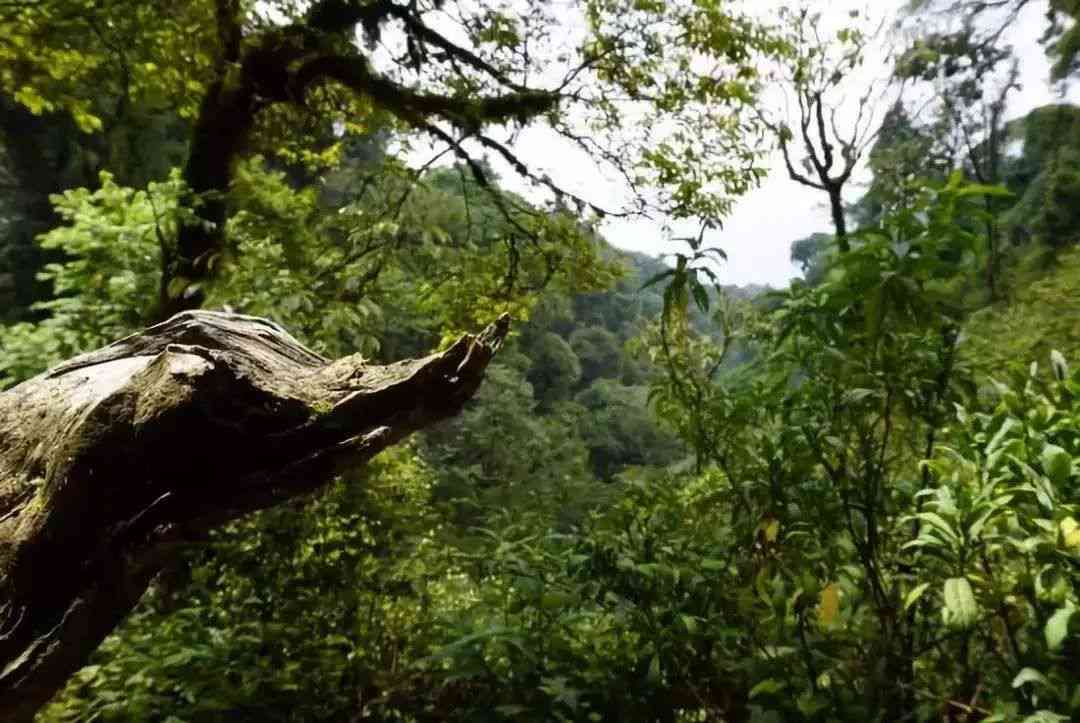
1040, 444, 1071, 485
749, 679, 786, 699
904, 582, 931, 611
1011, 668, 1049, 689
818, 582, 840, 627
1045, 604, 1076, 651
942, 577, 978, 630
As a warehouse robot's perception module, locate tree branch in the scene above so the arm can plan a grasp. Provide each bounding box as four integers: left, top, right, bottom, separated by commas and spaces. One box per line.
814, 91, 835, 174
306, 0, 395, 36
0, 310, 509, 721
778, 136, 827, 190
293, 53, 558, 132
381, 3, 527, 91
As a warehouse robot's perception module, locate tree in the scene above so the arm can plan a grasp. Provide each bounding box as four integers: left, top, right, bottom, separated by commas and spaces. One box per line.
0, 96, 126, 323
525, 332, 582, 406
1030, 146, 1080, 246
0, 135, 666, 717
569, 326, 624, 385
1000, 104, 1080, 249
906, 0, 1080, 80
1046, 0, 1080, 78
574, 379, 683, 479
760, 5, 892, 252
20, 192, 704, 718
848, 101, 944, 229
2, 0, 785, 321
0, 141, 615, 720
789, 231, 832, 285
423, 362, 597, 532
645, 175, 1024, 718
896, 18, 1021, 298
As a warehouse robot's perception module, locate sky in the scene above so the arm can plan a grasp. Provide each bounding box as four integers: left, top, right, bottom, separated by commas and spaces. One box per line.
467, 0, 1080, 289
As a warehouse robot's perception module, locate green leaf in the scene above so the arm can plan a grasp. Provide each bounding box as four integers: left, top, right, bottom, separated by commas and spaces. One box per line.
955, 182, 1013, 199
986, 418, 1021, 456
749, 679, 786, 699
942, 577, 978, 630
916, 512, 961, 544
640, 269, 675, 290
1021, 712, 1069, 723
540, 591, 571, 610
495, 705, 530, 716
166, 275, 193, 300
796, 691, 829, 717
647, 654, 661, 683
1040, 444, 1071, 485
1061, 517, 1080, 549
1012, 667, 1049, 689
689, 279, 710, 312
842, 388, 878, 404
1045, 603, 1077, 651
904, 582, 931, 611
14, 85, 51, 115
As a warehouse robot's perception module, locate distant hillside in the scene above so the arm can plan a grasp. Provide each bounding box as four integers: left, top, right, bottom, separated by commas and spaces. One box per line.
962, 246, 1080, 377
950, 105, 1080, 377
422, 242, 770, 518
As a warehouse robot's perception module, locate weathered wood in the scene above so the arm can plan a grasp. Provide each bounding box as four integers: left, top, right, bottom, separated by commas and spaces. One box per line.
0, 309, 508, 721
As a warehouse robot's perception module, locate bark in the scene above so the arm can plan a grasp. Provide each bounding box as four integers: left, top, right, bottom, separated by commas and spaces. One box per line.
166, 77, 260, 316
0, 309, 508, 721
828, 187, 849, 254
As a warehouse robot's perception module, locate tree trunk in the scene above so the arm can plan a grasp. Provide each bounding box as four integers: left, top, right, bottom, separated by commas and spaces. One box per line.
829, 187, 849, 254
0, 309, 508, 721
165, 82, 257, 315
984, 199, 999, 301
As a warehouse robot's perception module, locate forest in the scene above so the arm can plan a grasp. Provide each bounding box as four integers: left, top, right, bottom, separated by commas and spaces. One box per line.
1, 0, 1080, 720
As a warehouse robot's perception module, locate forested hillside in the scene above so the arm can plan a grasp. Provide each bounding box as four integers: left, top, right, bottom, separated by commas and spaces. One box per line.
3, 1, 1080, 722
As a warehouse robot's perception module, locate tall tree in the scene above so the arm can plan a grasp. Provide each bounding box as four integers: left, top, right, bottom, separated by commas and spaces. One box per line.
759, 5, 893, 253
789, 231, 832, 284
849, 101, 944, 229
3, 0, 784, 319
896, 14, 1021, 298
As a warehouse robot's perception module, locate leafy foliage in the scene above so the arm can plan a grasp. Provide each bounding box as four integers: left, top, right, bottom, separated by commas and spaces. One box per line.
0, 170, 190, 384
4, 2, 1080, 722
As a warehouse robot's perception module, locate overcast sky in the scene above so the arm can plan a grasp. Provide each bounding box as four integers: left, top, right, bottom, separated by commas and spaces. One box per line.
473, 0, 1080, 289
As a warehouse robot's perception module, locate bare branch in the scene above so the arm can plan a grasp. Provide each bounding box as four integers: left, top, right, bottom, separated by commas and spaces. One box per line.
814, 91, 835, 174
778, 136, 827, 190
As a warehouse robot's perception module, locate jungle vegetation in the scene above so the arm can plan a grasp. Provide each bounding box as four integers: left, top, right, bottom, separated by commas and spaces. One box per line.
2, 0, 1080, 721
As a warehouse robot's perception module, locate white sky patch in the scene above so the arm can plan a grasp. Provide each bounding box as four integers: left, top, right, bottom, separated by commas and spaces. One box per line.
1005, 137, 1025, 158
